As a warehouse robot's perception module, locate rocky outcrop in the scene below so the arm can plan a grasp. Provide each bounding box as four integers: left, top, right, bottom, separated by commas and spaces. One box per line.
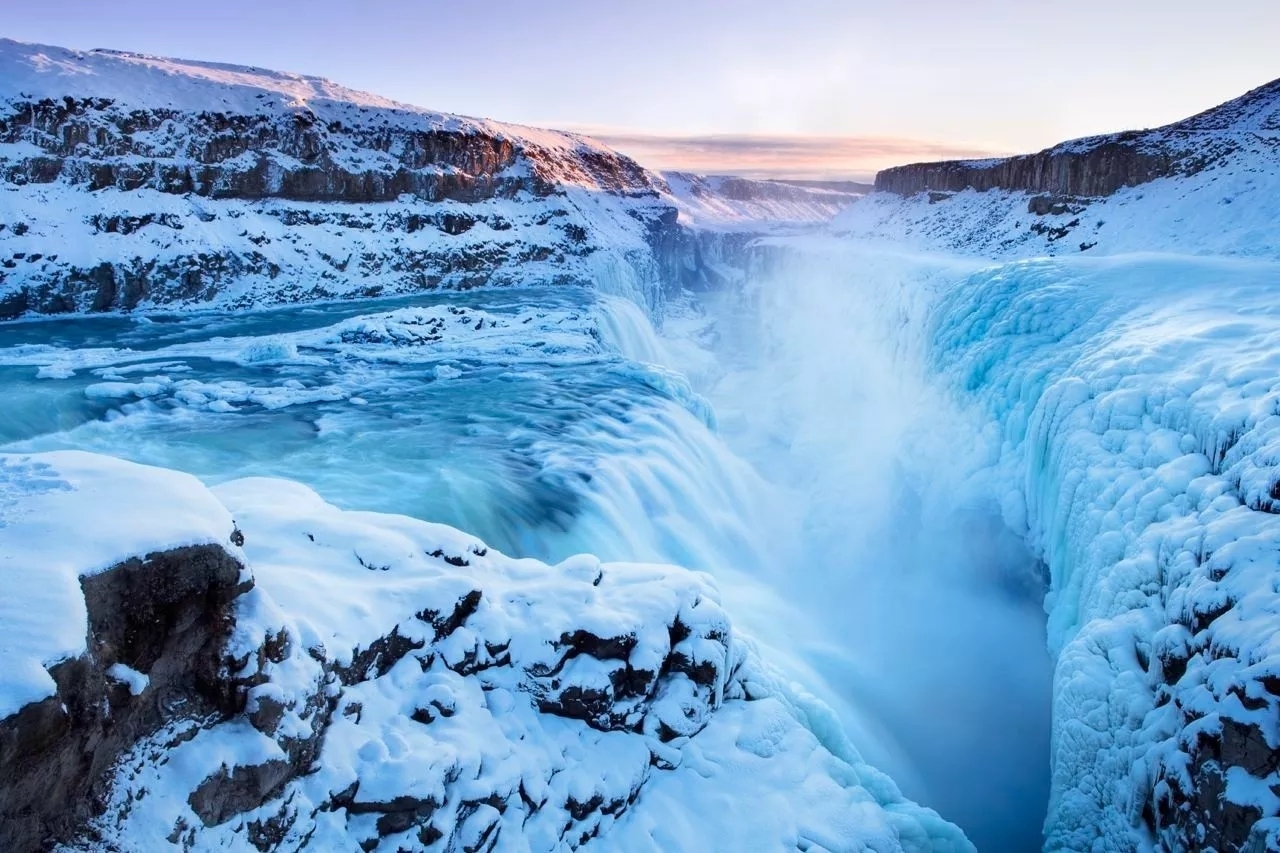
0, 96, 659, 204
0, 40, 686, 320
875, 77, 1280, 197
1150, 713, 1280, 853
2, 99, 517, 203
0, 544, 248, 851
49, 479, 750, 852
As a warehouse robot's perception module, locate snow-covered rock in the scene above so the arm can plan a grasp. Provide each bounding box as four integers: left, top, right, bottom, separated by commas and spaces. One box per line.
0, 451, 970, 852
835, 77, 1280, 263
0, 451, 247, 851
0, 39, 683, 317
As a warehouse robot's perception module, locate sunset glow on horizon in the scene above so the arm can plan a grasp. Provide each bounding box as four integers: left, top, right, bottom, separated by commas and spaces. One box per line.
568, 128, 1006, 181
6, 0, 1278, 179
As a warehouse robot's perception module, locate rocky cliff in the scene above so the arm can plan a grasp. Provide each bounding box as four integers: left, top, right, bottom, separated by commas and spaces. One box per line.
0, 544, 247, 851
874, 77, 1280, 198
0, 40, 683, 319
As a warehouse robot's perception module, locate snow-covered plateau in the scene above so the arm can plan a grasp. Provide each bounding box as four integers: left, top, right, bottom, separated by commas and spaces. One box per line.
2, 36, 1280, 853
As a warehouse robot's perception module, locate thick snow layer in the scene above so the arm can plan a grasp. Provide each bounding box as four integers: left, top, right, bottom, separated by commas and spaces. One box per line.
0, 452, 974, 851
0, 450, 235, 718
0, 38, 626, 164
925, 253, 1280, 850
835, 142, 1280, 262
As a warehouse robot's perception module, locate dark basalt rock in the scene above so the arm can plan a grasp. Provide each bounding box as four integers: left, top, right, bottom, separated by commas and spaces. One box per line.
0, 93, 663, 204
1151, 715, 1276, 853
876, 140, 1177, 198
875, 77, 1280, 198
0, 544, 249, 851
188, 759, 295, 827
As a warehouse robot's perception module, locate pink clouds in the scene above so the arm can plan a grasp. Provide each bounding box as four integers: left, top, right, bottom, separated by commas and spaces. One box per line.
575, 130, 1005, 181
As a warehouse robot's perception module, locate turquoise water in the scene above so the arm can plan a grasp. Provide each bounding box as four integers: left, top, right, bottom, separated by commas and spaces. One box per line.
0, 278, 1050, 851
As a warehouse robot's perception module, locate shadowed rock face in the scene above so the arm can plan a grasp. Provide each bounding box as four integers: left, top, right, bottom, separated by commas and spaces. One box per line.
875, 77, 1280, 197
0, 97, 656, 204
0, 545, 248, 852
875, 140, 1178, 197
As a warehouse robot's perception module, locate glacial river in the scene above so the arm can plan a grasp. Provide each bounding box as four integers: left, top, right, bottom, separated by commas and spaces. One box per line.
0, 272, 1051, 851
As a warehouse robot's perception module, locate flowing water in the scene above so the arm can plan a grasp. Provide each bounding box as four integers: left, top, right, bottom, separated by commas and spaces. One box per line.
0, 258, 1051, 850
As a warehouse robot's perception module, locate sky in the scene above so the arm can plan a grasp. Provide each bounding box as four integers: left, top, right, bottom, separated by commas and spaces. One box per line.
6, 0, 1279, 179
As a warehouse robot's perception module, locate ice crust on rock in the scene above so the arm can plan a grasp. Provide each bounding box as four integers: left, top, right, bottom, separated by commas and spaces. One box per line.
925, 253, 1280, 851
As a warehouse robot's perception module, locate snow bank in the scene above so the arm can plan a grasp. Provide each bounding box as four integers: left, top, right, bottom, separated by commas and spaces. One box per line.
0, 450, 235, 718
0, 449, 970, 850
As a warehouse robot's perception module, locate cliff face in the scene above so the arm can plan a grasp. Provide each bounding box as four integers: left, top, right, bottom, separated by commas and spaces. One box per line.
0, 40, 680, 319
875, 77, 1280, 197
0, 545, 248, 851
0, 41, 660, 203
2, 98, 522, 203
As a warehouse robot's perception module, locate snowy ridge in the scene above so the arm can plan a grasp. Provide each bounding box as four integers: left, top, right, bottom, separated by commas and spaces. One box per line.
0, 451, 970, 852
873, 76, 1280, 198
0, 39, 662, 194
0, 39, 684, 319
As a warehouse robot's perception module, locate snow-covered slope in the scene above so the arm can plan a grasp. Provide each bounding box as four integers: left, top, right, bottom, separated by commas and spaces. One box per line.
873, 76, 1280, 198
0, 39, 681, 317
812, 79, 1280, 852
838, 76, 1280, 262
0, 451, 970, 853
662, 172, 863, 230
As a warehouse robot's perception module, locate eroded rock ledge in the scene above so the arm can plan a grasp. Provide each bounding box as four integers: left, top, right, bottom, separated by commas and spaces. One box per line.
0, 545, 247, 851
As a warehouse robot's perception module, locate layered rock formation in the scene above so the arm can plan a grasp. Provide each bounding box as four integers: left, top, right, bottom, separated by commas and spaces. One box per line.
875, 77, 1280, 198
0, 545, 246, 850
0, 40, 678, 318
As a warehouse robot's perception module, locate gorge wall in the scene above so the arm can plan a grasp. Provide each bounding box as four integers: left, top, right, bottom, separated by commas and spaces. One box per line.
875, 77, 1280, 198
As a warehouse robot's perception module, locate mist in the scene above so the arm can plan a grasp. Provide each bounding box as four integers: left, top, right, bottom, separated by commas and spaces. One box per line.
674, 243, 1053, 851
